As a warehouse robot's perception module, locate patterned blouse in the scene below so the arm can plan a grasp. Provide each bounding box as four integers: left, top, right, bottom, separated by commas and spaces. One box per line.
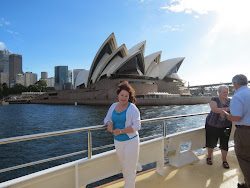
206, 97, 232, 128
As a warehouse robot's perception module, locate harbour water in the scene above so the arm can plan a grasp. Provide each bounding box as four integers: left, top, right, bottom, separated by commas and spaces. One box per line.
0, 104, 210, 184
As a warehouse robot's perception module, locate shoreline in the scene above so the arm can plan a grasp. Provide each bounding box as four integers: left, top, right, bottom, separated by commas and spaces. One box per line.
7, 96, 211, 106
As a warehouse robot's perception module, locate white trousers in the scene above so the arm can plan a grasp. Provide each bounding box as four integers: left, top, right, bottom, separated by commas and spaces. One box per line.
114, 136, 139, 188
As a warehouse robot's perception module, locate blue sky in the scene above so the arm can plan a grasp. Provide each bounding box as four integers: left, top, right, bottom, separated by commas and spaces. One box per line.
1, 0, 250, 86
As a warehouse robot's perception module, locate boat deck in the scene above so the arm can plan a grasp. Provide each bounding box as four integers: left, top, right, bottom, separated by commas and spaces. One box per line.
97, 147, 243, 188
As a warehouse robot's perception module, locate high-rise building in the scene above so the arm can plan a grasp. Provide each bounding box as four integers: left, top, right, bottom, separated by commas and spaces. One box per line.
54, 66, 69, 90
55, 66, 68, 84
9, 54, 22, 86
16, 73, 25, 86
46, 77, 55, 87
41, 72, 48, 79
0, 49, 11, 73
16, 72, 37, 87
25, 72, 37, 87
0, 73, 9, 86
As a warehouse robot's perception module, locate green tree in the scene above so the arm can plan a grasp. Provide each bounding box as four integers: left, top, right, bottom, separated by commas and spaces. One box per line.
35, 80, 47, 92
28, 85, 39, 92
9, 84, 28, 94
2, 83, 9, 97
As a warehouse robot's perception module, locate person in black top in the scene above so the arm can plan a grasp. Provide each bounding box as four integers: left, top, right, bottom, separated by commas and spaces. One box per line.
205, 85, 232, 168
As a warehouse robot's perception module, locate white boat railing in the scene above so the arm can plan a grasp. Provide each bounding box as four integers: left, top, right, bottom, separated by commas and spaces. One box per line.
0, 112, 223, 188
0, 112, 208, 173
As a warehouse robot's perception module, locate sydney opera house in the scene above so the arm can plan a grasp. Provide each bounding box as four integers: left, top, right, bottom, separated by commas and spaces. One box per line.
32, 33, 204, 105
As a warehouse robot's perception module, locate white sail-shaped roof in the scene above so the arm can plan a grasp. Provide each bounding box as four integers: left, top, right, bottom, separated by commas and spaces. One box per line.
75, 69, 90, 88
144, 51, 162, 76
166, 73, 182, 80
91, 44, 128, 84
87, 33, 118, 86
98, 55, 124, 81
128, 41, 146, 56
76, 33, 185, 86
158, 57, 185, 79
105, 50, 143, 77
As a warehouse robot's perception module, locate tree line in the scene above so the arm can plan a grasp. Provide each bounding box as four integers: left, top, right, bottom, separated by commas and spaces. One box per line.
0, 79, 55, 99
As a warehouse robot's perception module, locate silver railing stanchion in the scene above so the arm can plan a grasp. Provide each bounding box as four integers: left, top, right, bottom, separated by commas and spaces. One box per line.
88, 131, 92, 159
163, 120, 166, 137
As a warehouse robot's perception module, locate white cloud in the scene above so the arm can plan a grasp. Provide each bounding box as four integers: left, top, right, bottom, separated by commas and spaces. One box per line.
162, 24, 184, 32
161, 0, 250, 34
0, 42, 6, 49
7, 30, 19, 35
160, 0, 250, 85
1, 18, 11, 25
185, 10, 192, 14
163, 25, 172, 28
161, 0, 215, 14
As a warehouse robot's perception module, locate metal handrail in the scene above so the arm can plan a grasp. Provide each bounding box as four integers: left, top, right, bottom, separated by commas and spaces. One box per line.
0, 125, 105, 145
0, 112, 209, 174
0, 134, 163, 174
0, 112, 208, 145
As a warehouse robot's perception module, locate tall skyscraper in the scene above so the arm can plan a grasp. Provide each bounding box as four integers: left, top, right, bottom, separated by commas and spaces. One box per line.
9, 54, 22, 86
54, 66, 68, 90
0, 49, 11, 73
55, 66, 68, 84
41, 72, 48, 79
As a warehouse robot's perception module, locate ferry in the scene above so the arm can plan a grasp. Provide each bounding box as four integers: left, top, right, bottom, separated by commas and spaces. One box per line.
0, 112, 243, 188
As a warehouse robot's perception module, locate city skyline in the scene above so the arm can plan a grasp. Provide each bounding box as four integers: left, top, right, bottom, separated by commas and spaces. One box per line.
1, 0, 250, 86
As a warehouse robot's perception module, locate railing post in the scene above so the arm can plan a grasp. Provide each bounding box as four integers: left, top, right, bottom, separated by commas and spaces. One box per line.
88, 131, 92, 159
163, 120, 166, 137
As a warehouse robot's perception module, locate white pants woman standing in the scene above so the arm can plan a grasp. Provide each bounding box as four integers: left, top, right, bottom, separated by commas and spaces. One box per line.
114, 136, 139, 188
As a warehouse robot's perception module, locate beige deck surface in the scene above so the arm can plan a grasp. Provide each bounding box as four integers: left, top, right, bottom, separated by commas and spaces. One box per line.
97, 147, 243, 188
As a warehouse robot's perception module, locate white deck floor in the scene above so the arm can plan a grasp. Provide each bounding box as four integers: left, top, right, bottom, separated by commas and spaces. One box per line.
96, 147, 243, 188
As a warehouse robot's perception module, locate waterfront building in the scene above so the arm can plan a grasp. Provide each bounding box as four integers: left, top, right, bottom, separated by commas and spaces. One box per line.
9, 54, 22, 87
16, 72, 37, 87
16, 73, 25, 86
40, 72, 54, 88
46, 77, 55, 88
0, 73, 9, 87
74, 32, 188, 96
32, 33, 193, 105
0, 49, 11, 74
41, 72, 48, 79
25, 72, 37, 87
54, 66, 69, 90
